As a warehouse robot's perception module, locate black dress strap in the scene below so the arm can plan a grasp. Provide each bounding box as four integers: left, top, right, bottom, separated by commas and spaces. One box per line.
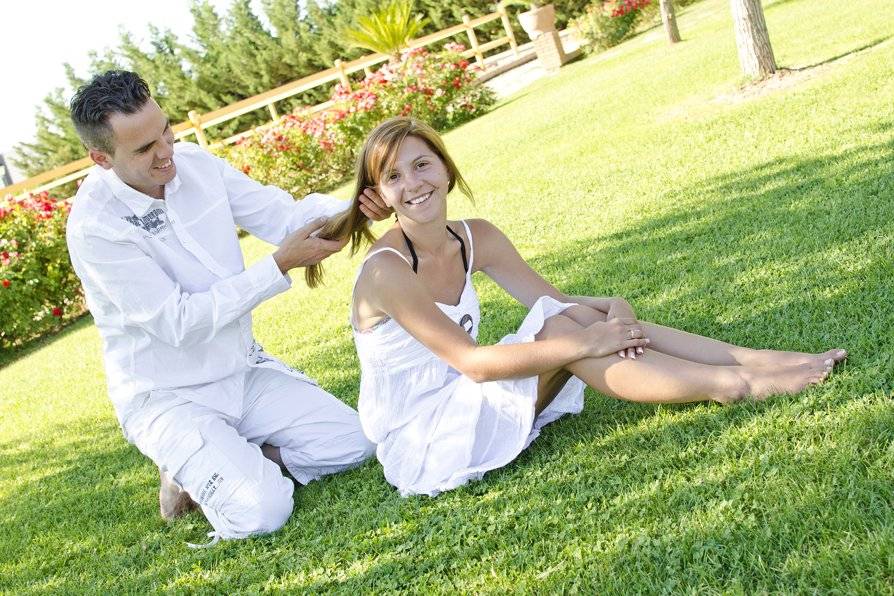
401, 229, 420, 273
401, 225, 468, 274
446, 225, 469, 273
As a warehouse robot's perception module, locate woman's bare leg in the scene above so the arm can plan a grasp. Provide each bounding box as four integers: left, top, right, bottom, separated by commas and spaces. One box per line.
640, 322, 847, 367
535, 314, 833, 411
558, 303, 846, 367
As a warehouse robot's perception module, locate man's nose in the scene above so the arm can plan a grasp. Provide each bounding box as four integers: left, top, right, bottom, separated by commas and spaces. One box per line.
157, 137, 175, 160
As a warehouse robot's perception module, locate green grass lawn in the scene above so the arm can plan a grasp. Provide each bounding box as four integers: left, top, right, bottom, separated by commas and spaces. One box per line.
3, 0, 893, 591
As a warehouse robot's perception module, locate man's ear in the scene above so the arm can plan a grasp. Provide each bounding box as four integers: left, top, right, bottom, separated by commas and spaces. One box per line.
89, 148, 113, 170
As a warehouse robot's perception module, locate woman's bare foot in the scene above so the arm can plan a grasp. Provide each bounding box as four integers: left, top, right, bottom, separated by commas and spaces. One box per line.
749, 348, 847, 368
734, 359, 834, 401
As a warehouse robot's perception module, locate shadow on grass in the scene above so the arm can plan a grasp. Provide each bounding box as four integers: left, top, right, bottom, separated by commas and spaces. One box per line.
520, 129, 894, 389
292, 126, 894, 590
791, 36, 891, 70
3, 126, 892, 591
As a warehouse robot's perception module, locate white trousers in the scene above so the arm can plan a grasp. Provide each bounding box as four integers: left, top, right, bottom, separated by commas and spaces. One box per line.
124, 366, 375, 540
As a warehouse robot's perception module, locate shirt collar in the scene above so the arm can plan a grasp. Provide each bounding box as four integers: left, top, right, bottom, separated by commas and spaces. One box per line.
99, 167, 181, 216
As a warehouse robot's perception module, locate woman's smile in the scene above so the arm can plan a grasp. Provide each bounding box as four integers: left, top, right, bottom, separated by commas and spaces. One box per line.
405, 191, 433, 206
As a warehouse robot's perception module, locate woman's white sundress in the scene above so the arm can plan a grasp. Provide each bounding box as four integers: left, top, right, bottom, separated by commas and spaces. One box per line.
352, 220, 585, 497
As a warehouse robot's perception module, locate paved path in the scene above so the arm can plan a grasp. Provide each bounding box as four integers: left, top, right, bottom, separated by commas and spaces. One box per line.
481, 30, 582, 100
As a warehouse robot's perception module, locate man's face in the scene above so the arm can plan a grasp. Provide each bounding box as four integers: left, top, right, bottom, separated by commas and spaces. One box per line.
90, 99, 176, 199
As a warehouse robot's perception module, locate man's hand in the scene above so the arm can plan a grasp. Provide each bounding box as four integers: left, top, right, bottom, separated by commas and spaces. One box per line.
273, 218, 348, 273
358, 187, 392, 221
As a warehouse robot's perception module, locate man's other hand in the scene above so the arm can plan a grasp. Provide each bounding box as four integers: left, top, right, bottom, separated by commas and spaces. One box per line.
358, 187, 393, 221
273, 218, 349, 273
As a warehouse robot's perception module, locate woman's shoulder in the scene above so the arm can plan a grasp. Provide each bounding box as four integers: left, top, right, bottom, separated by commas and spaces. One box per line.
463, 218, 501, 238
360, 229, 413, 279
365, 227, 405, 257
462, 218, 510, 251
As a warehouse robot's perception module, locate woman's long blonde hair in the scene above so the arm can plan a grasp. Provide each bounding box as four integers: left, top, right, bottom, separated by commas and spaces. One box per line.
305, 117, 473, 287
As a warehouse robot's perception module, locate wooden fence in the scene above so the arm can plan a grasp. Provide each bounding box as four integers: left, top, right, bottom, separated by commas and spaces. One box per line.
2, 5, 521, 199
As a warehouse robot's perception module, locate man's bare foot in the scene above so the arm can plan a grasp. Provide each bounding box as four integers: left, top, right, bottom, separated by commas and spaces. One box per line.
736, 359, 835, 401
750, 348, 847, 368
159, 469, 198, 521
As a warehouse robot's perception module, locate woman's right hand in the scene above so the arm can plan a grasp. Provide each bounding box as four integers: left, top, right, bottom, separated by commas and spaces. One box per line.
577, 318, 649, 360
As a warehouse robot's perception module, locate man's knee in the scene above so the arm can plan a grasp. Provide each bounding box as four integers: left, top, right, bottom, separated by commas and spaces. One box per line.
219, 475, 294, 537
248, 481, 294, 534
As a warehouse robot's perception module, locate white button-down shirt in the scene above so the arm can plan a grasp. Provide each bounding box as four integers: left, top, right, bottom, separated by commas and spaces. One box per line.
66, 142, 347, 426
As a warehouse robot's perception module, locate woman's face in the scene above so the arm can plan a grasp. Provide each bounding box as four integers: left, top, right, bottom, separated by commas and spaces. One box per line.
376, 135, 450, 224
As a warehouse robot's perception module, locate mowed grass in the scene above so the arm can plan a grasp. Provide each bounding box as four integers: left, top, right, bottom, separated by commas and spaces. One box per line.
3, 0, 894, 591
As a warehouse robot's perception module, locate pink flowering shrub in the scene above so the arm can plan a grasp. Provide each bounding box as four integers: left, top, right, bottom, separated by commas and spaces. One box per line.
219, 45, 495, 198
573, 0, 652, 51
0, 192, 84, 349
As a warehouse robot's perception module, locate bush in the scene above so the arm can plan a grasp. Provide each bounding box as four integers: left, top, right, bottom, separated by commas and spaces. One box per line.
573, 0, 652, 52
219, 45, 495, 198
1, 47, 495, 352
0, 192, 84, 349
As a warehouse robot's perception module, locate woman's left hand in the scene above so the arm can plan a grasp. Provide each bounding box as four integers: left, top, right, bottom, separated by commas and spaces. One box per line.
607, 298, 645, 359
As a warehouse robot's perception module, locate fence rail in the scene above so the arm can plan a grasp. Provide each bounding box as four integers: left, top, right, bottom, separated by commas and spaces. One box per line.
3, 5, 521, 199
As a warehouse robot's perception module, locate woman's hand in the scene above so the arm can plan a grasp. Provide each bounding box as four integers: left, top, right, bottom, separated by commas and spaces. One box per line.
604, 299, 644, 359
577, 318, 650, 360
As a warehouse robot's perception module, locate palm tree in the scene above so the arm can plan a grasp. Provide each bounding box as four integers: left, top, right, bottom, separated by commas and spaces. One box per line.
343, 0, 429, 61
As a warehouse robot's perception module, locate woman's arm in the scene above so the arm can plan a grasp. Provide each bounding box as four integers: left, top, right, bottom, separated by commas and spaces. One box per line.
470, 219, 568, 308
471, 220, 637, 319
470, 219, 642, 359
568, 295, 638, 321
358, 252, 646, 382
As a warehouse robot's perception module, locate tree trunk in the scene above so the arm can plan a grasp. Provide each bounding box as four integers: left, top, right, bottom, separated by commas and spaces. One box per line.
730, 0, 777, 79
660, 0, 682, 44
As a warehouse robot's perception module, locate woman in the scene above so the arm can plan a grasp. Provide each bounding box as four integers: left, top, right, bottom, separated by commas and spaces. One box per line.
312, 117, 846, 497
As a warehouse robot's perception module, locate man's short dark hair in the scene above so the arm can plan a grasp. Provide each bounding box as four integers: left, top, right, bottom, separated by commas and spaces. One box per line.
70, 70, 152, 154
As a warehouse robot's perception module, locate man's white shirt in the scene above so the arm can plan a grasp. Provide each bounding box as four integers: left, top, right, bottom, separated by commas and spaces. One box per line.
66, 142, 347, 429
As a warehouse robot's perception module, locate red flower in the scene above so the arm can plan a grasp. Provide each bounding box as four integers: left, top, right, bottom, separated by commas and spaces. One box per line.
52, 307, 63, 317
1, 279, 10, 288
241, 165, 252, 175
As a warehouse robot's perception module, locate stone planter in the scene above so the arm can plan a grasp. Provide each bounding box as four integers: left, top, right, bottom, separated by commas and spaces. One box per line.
517, 3, 556, 40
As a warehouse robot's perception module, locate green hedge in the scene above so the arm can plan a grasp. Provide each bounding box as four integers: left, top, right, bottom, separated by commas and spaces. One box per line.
0, 193, 84, 349
218, 45, 495, 199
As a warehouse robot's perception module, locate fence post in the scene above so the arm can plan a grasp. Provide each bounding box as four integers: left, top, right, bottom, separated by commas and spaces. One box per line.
498, 3, 519, 56
267, 102, 279, 121
334, 59, 351, 91
463, 15, 485, 67
188, 110, 209, 148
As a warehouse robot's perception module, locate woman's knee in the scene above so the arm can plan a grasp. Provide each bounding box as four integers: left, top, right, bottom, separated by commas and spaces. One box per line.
536, 314, 581, 340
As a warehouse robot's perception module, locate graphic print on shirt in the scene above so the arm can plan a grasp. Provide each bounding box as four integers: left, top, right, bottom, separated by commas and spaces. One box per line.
122, 208, 168, 236
459, 313, 474, 335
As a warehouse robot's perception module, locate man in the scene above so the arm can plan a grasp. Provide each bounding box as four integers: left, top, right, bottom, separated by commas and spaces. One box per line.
66, 70, 388, 546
